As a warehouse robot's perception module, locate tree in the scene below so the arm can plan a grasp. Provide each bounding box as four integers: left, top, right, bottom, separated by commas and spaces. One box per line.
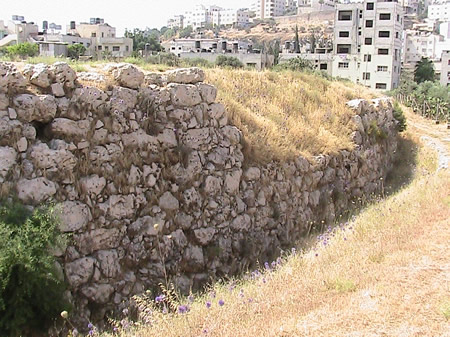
179, 26, 193, 38
215, 55, 244, 68
67, 43, 86, 59
294, 25, 300, 53
6, 42, 38, 58
125, 28, 161, 53
414, 57, 435, 83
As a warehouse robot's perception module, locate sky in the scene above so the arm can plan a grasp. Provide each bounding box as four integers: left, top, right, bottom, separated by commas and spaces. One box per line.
2, 0, 250, 36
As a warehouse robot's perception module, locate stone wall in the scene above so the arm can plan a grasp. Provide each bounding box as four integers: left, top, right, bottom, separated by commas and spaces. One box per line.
0, 62, 398, 327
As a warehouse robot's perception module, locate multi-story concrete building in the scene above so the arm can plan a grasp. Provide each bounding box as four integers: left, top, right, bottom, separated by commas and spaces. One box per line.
251, 0, 286, 19
403, 30, 446, 64
428, 0, 450, 22
167, 15, 184, 29
401, 0, 419, 14
0, 16, 39, 47
332, 0, 404, 90
212, 8, 250, 27
66, 19, 132, 58
440, 50, 450, 85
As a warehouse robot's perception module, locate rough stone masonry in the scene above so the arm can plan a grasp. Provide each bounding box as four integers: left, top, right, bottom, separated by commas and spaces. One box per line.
0, 62, 398, 327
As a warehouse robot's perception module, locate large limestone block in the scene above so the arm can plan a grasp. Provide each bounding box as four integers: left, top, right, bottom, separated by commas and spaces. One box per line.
65, 257, 95, 287
89, 144, 122, 165
71, 86, 108, 112
109, 86, 138, 113
47, 118, 90, 140
16, 177, 57, 204
77, 228, 123, 254
81, 284, 114, 304
0, 62, 27, 93
23, 63, 53, 88
197, 83, 217, 103
225, 169, 242, 194
128, 216, 164, 237
95, 249, 121, 278
106, 63, 144, 89
182, 245, 205, 272
244, 167, 261, 181
159, 191, 179, 211
13, 94, 57, 123
157, 128, 177, 148
98, 195, 135, 219
183, 128, 211, 149
231, 214, 251, 231
0, 93, 9, 110
30, 143, 77, 173
204, 176, 223, 194
166, 68, 205, 84
0, 146, 17, 183
122, 129, 158, 149
168, 83, 202, 107
193, 228, 216, 245
80, 174, 107, 197
58, 201, 92, 232
51, 62, 77, 88
221, 125, 242, 145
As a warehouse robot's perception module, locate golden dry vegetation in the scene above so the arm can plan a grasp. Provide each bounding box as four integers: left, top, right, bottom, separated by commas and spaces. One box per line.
99, 128, 449, 337
206, 68, 377, 163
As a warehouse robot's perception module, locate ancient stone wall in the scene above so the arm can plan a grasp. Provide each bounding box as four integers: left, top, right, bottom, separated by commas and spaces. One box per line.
0, 62, 398, 326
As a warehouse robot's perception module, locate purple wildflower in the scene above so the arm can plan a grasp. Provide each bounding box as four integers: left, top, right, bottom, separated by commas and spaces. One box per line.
178, 305, 188, 314
188, 295, 194, 303
218, 299, 225, 306
206, 301, 212, 309
264, 262, 270, 269
87, 323, 93, 330
155, 295, 165, 303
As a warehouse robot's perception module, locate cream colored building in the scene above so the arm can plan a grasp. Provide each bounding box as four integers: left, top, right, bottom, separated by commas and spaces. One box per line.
251, 0, 286, 19
67, 19, 132, 58
428, 0, 450, 22
0, 16, 39, 47
440, 50, 450, 86
332, 0, 404, 91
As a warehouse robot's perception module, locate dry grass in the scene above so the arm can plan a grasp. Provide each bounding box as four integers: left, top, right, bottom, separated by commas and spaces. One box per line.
98, 131, 449, 337
206, 68, 377, 163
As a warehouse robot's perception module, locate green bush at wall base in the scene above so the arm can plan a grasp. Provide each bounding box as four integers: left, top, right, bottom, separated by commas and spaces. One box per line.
0, 201, 68, 336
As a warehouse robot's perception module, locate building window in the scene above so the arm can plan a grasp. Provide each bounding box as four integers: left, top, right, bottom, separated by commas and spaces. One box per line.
320, 63, 327, 70
396, 32, 399, 38
338, 10, 352, 21
376, 83, 387, 89
363, 72, 370, 80
105, 46, 109, 51
126, 45, 129, 52
367, 2, 374, 10
337, 44, 351, 54
102, 32, 104, 37
113, 46, 120, 51
364, 54, 371, 62
338, 62, 349, 68
397, 14, 400, 21
91, 33, 96, 37
365, 38, 372, 45
379, 31, 390, 38
379, 13, 391, 20
377, 66, 388, 71
366, 20, 373, 27
339, 31, 350, 37
97, 45, 102, 50
378, 48, 389, 55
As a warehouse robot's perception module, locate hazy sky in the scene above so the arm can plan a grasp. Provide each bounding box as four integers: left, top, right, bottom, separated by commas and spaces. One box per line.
2, 0, 250, 35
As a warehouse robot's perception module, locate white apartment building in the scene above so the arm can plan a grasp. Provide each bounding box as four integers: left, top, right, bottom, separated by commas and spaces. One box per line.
403, 30, 446, 64
167, 15, 184, 29
212, 8, 250, 27
285, 0, 298, 13
251, 0, 286, 19
332, 0, 404, 91
311, 0, 337, 10
401, 0, 419, 14
428, 0, 450, 21
184, 5, 223, 29
440, 50, 450, 85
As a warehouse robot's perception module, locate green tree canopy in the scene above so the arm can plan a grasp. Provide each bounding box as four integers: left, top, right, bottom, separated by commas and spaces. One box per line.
67, 43, 86, 59
125, 28, 161, 53
414, 57, 435, 83
6, 42, 38, 58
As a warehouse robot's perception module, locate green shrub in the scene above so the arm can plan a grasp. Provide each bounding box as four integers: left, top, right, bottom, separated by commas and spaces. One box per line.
215, 55, 244, 68
0, 201, 68, 336
273, 57, 314, 72
393, 101, 407, 132
182, 57, 213, 68
67, 43, 86, 60
6, 42, 38, 59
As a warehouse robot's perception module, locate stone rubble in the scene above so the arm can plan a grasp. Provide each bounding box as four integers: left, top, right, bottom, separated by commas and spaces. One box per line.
0, 62, 398, 329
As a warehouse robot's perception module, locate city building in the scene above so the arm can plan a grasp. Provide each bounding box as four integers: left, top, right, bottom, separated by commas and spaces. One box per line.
167, 15, 184, 29
279, 48, 334, 75
66, 18, 132, 58
250, 0, 286, 19
401, 0, 420, 14
331, 0, 404, 91
162, 38, 274, 70
428, 0, 450, 22
212, 8, 250, 27
0, 16, 39, 47
311, 0, 337, 11
440, 50, 450, 85
403, 29, 446, 65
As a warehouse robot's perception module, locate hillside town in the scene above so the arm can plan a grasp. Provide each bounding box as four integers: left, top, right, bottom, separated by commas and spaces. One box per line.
1, 0, 449, 89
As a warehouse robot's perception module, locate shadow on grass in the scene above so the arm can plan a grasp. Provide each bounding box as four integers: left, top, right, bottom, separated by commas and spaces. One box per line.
384, 134, 419, 196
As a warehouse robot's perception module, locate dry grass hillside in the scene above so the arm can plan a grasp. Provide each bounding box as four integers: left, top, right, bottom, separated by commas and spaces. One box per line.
206, 69, 377, 162
99, 129, 450, 337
